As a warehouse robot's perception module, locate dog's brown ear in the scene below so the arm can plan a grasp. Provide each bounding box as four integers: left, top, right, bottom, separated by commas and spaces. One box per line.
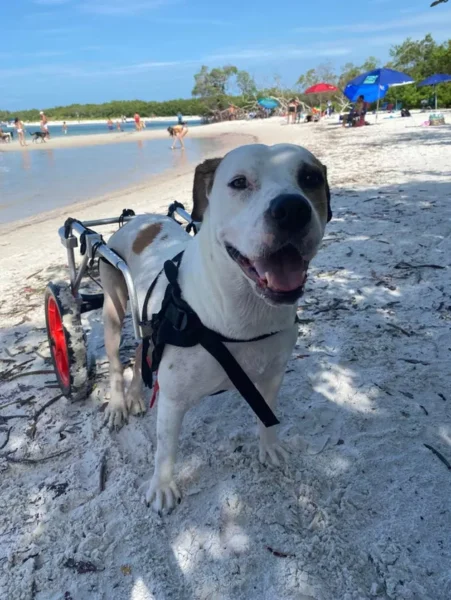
323, 164, 332, 223
191, 157, 222, 222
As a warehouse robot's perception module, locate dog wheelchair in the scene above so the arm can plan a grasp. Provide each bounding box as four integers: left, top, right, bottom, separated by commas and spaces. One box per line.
44, 203, 200, 402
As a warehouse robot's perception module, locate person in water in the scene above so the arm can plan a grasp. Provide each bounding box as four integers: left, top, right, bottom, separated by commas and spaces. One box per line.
14, 117, 27, 147
167, 123, 188, 150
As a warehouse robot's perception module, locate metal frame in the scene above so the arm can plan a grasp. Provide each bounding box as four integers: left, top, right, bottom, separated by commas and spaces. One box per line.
58, 206, 200, 341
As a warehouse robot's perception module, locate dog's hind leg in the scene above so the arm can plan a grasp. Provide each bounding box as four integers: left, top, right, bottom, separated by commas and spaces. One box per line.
100, 260, 129, 430
125, 343, 146, 416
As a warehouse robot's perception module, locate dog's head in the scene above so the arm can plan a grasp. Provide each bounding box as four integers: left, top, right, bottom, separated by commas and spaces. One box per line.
192, 143, 332, 306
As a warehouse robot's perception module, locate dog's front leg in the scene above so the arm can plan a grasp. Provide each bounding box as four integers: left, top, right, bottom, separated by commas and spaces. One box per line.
146, 390, 185, 513
256, 370, 290, 467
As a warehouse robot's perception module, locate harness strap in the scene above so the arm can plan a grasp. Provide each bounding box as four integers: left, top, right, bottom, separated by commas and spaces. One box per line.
141, 251, 184, 388
198, 330, 279, 427
140, 251, 281, 428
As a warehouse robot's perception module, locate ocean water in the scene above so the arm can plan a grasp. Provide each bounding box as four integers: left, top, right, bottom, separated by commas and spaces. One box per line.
0, 135, 221, 224
3, 118, 203, 139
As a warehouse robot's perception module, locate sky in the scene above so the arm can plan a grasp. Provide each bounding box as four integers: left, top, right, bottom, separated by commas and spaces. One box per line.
1, 0, 451, 110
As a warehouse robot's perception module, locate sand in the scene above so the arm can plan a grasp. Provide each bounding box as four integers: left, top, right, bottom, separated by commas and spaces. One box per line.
1, 115, 451, 600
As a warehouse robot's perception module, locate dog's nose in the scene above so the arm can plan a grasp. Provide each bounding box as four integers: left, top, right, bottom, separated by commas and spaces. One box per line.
268, 194, 312, 232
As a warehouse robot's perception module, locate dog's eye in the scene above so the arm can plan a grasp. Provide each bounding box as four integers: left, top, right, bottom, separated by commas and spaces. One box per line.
299, 168, 324, 188
228, 176, 248, 190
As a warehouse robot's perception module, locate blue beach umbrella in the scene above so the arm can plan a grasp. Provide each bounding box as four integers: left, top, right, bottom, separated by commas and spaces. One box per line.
257, 98, 279, 110
417, 73, 451, 109
344, 68, 414, 115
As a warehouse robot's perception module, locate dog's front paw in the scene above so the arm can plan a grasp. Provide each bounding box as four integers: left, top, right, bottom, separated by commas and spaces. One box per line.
145, 478, 181, 514
103, 398, 129, 431
259, 440, 290, 467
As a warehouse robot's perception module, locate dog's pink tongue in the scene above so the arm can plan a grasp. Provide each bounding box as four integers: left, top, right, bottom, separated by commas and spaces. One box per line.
253, 250, 307, 292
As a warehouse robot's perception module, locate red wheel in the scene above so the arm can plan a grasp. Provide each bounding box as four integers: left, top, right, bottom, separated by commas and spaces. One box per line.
47, 295, 70, 389
45, 282, 90, 401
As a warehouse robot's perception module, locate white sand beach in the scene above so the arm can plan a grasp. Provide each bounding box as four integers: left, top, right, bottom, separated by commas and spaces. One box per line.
1, 115, 451, 600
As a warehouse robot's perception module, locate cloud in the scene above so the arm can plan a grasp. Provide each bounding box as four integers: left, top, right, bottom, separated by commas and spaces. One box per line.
113, 60, 187, 74
30, 50, 67, 58
352, 27, 451, 48
33, 0, 71, 5
0, 43, 353, 81
206, 46, 351, 62
151, 17, 232, 25
294, 10, 451, 33
79, 0, 175, 15
37, 27, 78, 34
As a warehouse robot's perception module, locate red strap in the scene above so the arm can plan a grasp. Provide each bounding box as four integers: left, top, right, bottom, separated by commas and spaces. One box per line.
150, 378, 159, 409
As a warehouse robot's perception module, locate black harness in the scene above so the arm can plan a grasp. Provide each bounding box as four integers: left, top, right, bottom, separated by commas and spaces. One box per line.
140, 252, 281, 428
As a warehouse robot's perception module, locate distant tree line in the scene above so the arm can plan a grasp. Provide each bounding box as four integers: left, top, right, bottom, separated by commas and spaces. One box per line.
0, 98, 207, 122
1, 34, 450, 122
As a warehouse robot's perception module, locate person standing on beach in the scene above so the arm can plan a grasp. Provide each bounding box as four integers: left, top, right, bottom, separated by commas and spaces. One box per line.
134, 112, 141, 131
40, 111, 50, 139
14, 118, 27, 147
177, 111, 183, 124
107, 118, 114, 131
62, 121, 68, 134
116, 120, 122, 132
287, 98, 297, 124
167, 123, 188, 150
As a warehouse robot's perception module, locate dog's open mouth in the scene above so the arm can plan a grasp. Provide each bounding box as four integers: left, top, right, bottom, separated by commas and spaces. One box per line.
225, 243, 309, 304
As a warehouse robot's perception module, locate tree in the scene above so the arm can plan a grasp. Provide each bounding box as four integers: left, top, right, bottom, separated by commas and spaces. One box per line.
338, 57, 380, 89
236, 70, 257, 98
297, 61, 337, 90
385, 34, 451, 108
192, 65, 238, 98
388, 34, 436, 76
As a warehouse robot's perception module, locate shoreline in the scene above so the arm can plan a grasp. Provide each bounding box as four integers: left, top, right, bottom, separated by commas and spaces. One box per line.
0, 117, 265, 153
1, 115, 202, 127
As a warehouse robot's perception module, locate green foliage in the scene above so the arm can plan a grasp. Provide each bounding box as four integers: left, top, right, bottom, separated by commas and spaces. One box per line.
236, 70, 258, 98
0, 98, 207, 122
192, 65, 257, 114
385, 35, 451, 107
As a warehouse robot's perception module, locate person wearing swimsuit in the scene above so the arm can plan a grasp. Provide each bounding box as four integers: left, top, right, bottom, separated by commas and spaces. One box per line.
14, 118, 27, 147
287, 98, 297, 124
167, 123, 188, 150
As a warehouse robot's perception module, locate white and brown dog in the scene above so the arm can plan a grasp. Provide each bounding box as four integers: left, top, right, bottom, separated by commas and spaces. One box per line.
99, 143, 332, 512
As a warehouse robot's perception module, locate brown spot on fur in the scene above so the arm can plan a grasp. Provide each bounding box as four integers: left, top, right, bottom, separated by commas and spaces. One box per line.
308, 159, 332, 223
132, 222, 163, 254
191, 157, 222, 222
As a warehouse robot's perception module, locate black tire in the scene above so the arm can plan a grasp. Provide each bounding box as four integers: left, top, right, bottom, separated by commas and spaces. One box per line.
45, 282, 90, 401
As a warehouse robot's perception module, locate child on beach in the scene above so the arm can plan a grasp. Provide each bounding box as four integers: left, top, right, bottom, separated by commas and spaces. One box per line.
14, 118, 27, 147
116, 121, 122, 131
167, 123, 188, 150
62, 122, 68, 134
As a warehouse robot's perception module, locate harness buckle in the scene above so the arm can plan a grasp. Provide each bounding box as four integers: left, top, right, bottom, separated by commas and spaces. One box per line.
166, 304, 189, 331
139, 320, 153, 338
